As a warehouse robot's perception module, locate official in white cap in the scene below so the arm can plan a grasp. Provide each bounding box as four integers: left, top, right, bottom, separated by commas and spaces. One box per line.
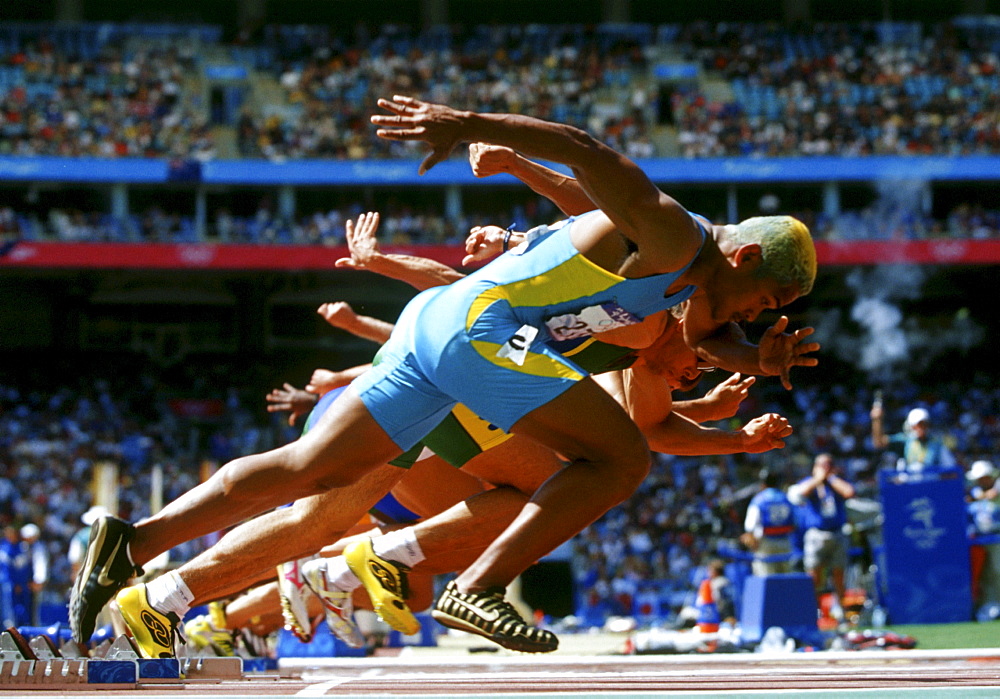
871, 400, 956, 473
969, 460, 999, 501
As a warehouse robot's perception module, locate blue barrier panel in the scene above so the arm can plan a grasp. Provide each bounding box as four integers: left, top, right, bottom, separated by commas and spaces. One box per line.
878, 467, 973, 624
4, 155, 1000, 186
0, 157, 168, 183
739, 573, 819, 644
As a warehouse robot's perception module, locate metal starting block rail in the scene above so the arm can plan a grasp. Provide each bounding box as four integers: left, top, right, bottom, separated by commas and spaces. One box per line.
0, 628, 273, 689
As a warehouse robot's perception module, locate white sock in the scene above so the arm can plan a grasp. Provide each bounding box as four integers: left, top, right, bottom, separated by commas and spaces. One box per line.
324, 557, 362, 592
144, 571, 195, 619
372, 528, 425, 568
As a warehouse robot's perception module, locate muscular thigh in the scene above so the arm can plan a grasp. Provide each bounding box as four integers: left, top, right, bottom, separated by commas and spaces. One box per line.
390, 456, 485, 519
460, 434, 564, 495
289, 463, 407, 535
290, 386, 403, 488
512, 377, 649, 467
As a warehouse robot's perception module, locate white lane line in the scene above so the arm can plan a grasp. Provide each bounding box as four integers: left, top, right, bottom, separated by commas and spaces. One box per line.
296, 668, 382, 696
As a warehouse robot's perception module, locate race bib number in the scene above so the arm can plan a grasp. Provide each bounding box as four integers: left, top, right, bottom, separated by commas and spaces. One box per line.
496, 324, 539, 366
544, 302, 641, 341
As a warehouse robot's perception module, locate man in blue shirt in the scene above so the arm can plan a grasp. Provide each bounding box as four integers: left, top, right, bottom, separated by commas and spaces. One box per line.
743, 469, 795, 576
788, 453, 855, 617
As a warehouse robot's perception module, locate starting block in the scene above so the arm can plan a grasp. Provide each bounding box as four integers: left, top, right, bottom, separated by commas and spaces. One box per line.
0, 628, 251, 688
104, 635, 181, 680
0, 628, 120, 687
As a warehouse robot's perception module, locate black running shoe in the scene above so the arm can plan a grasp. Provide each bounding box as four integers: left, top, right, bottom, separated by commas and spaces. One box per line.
431, 580, 558, 653
69, 515, 143, 643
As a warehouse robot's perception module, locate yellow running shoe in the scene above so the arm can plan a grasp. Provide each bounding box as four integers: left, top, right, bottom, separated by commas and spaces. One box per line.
116, 584, 181, 659
343, 538, 420, 635
184, 601, 235, 657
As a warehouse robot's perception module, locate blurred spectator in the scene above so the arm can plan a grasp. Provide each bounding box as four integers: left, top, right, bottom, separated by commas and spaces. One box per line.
788, 453, 856, 620
742, 468, 795, 576
0, 526, 29, 625
967, 460, 1000, 611
19, 522, 48, 625
872, 404, 957, 473
969, 460, 1000, 503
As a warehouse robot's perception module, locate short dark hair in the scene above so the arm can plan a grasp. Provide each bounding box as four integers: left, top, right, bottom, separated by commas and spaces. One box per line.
760, 468, 782, 489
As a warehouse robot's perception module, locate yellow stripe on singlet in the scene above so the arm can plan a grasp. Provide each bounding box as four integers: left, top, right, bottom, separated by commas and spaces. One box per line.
465, 255, 622, 330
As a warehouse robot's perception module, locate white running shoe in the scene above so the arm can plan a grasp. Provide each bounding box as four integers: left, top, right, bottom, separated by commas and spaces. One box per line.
277, 556, 318, 642
301, 558, 365, 648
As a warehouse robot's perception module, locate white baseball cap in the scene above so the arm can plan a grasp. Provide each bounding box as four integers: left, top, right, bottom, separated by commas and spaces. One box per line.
20, 523, 40, 539
81, 505, 110, 526
968, 460, 998, 481
906, 408, 931, 427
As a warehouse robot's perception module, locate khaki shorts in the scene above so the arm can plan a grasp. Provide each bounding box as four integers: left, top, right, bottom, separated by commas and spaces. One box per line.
803, 528, 848, 571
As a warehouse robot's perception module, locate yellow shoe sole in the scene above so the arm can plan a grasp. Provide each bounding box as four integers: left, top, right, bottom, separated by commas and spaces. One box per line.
344, 539, 420, 635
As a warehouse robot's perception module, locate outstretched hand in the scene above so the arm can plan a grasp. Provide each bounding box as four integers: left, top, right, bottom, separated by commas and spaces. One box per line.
701, 373, 756, 420
265, 383, 318, 427
334, 211, 381, 271
306, 368, 349, 395
740, 413, 793, 453
317, 301, 357, 330
468, 143, 517, 178
462, 225, 508, 266
372, 96, 465, 174
759, 315, 820, 390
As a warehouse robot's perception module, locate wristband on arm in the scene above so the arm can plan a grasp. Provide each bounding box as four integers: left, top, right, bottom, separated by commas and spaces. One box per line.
502, 222, 516, 252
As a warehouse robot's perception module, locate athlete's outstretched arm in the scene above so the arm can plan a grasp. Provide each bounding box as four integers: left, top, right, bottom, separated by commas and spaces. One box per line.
594, 365, 788, 455
372, 96, 701, 268
335, 211, 464, 289
317, 301, 395, 344
305, 363, 372, 395
468, 143, 595, 217
683, 308, 820, 390
644, 410, 791, 455
672, 373, 756, 423
265, 383, 319, 426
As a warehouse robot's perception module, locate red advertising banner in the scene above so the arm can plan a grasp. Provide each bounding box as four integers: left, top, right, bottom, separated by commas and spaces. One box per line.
2, 240, 999, 270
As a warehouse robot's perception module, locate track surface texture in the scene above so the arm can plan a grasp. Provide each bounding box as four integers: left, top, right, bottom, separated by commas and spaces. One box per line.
2, 639, 1000, 697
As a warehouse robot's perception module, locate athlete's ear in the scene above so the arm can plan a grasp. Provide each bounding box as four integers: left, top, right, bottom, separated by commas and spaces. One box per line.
733, 243, 762, 269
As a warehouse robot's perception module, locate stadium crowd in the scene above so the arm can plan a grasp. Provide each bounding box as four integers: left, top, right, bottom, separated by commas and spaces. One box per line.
3, 19, 1000, 161
237, 23, 653, 161
672, 20, 1000, 157
3, 197, 1000, 245
0, 362, 996, 627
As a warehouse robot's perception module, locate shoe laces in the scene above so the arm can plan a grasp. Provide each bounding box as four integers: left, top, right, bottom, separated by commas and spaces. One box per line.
169, 611, 187, 646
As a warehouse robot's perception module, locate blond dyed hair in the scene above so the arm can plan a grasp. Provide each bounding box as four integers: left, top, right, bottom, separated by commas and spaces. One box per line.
729, 216, 816, 295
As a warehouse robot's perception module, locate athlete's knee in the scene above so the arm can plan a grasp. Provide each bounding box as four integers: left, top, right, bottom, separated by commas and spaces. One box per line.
604, 445, 652, 499
308, 469, 364, 492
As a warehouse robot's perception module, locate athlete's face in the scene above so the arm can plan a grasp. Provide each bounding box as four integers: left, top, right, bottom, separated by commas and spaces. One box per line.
640, 324, 704, 391
708, 244, 801, 324
706, 274, 800, 326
